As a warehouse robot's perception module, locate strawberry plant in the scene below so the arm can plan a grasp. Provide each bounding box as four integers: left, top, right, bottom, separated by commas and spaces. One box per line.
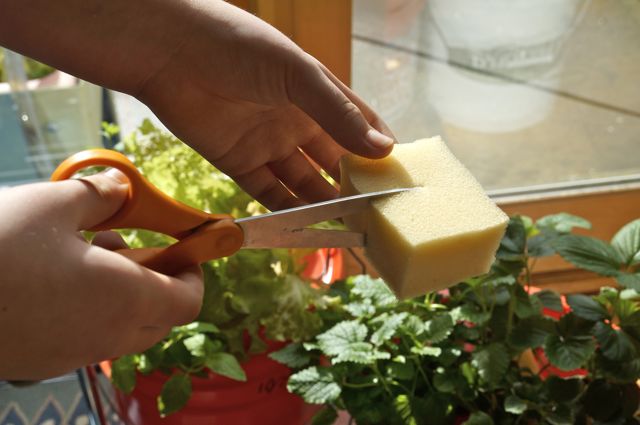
273, 215, 640, 424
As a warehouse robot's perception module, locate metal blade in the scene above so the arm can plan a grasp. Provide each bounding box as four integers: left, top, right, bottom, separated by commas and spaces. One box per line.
236, 187, 411, 248
242, 228, 365, 248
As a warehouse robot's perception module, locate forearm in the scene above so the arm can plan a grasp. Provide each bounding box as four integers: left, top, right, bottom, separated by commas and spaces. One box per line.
0, 0, 204, 95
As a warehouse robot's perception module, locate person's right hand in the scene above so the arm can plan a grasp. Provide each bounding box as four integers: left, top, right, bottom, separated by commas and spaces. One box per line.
0, 172, 203, 380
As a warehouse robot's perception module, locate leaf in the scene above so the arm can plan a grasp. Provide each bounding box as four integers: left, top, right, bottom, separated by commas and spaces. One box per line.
138, 344, 164, 374
463, 411, 494, 425
504, 394, 527, 414
388, 361, 415, 381
311, 406, 338, 425
183, 321, 219, 334
287, 366, 341, 404
545, 376, 584, 403
350, 275, 397, 307
508, 316, 555, 349
205, 352, 246, 381
592, 322, 637, 362
402, 314, 425, 336
371, 312, 408, 346
533, 290, 564, 312
471, 343, 510, 387
183, 334, 210, 358
424, 314, 454, 343
345, 299, 376, 317
158, 373, 191, 417
268, 342, 311, 368
537, 213, 591, 234
497, 217, 527, 262
316, 320, 388, 363
552, 235, 621, 276
394, 394, 415, 425
111, 355, 137, 394
411, 346, 442, 357
616, 272, 640, 291
544, 334, 595, 371
514, 285, 542, 319
566, 294, 609, 321
611, 219, 640, 266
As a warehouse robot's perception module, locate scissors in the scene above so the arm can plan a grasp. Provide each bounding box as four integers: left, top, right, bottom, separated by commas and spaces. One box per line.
51, 149, 409, 275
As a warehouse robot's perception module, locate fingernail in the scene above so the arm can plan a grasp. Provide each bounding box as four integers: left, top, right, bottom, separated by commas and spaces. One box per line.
366, 129, 395, 149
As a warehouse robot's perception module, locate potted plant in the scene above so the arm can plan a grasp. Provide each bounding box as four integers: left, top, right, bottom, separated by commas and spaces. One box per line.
101, 120, 338, 424
0, 48, 103, 184
274, 214, 640, 424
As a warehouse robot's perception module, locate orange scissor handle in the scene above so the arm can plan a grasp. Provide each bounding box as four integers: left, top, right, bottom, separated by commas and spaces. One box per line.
51, 149, 244, 274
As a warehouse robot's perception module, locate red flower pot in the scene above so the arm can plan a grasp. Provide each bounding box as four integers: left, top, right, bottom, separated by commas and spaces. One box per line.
108, 339, 315, 425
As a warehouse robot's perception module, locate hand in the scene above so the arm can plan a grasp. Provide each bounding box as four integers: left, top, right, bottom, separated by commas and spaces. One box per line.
0, 172, 203, 380
0, 0, 395, 211
134, 1, 395, 210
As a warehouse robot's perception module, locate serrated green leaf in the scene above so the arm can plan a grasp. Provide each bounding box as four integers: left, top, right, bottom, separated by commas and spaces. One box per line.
544, 334, 595, 371
158, 373, 191, 417
205, 352, 246, 381
111, 355, 137, 394
593, 321, 637, 362
566, 294, 609, 321
508, 316, 555, 349
371, 312, 408, 346
311, 406, 338, 425
424, 314, 454, 343
497, 218, 527, 261
394, 394, 415, 425
552, 235, 621, 276
351, 275, 397, 307
268, 342, 311, 368
287, 366, 341, 404
402, 314, 425, 336
472, 343, 510, 387
533, 290, 564, 312
537, 213, 591, 234
333, 341, 389, 364
463, 411, 494, 425
504, 394, 527, 414
611, 219, 640, 266
317, 320, 367, 357
452, 304, 491, 325
344, 299, 376, 317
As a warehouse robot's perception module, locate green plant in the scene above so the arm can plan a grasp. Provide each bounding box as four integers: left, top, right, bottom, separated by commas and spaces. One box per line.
0, 48, 56, 82
108, 120, 326, 416
273, 214, 640, 424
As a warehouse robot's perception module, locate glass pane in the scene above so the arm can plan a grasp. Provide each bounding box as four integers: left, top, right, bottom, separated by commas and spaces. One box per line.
0, 49, 106, 185
352, 0, 640, 193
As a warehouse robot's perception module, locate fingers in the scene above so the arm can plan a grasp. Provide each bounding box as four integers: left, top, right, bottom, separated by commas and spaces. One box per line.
91, 231, 128, 251
300, 132, 350, 182
286, 56, 395, 159
268, 149, 338, 204
50, 170, 129, 231
232, 165, 304, 211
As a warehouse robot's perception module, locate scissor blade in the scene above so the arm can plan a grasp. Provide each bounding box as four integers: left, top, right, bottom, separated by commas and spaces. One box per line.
236, 187, 411, 248
241, 228, 365, 248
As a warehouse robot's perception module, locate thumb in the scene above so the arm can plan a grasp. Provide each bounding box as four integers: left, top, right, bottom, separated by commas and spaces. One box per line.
56, 169, 129, 230
288, 58, 395, 158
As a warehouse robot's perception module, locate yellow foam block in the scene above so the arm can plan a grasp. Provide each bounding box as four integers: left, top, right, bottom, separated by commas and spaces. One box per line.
340, 136, 508, 299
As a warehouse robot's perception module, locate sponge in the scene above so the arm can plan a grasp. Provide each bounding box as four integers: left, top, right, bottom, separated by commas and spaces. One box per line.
340, 136, 508, 299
